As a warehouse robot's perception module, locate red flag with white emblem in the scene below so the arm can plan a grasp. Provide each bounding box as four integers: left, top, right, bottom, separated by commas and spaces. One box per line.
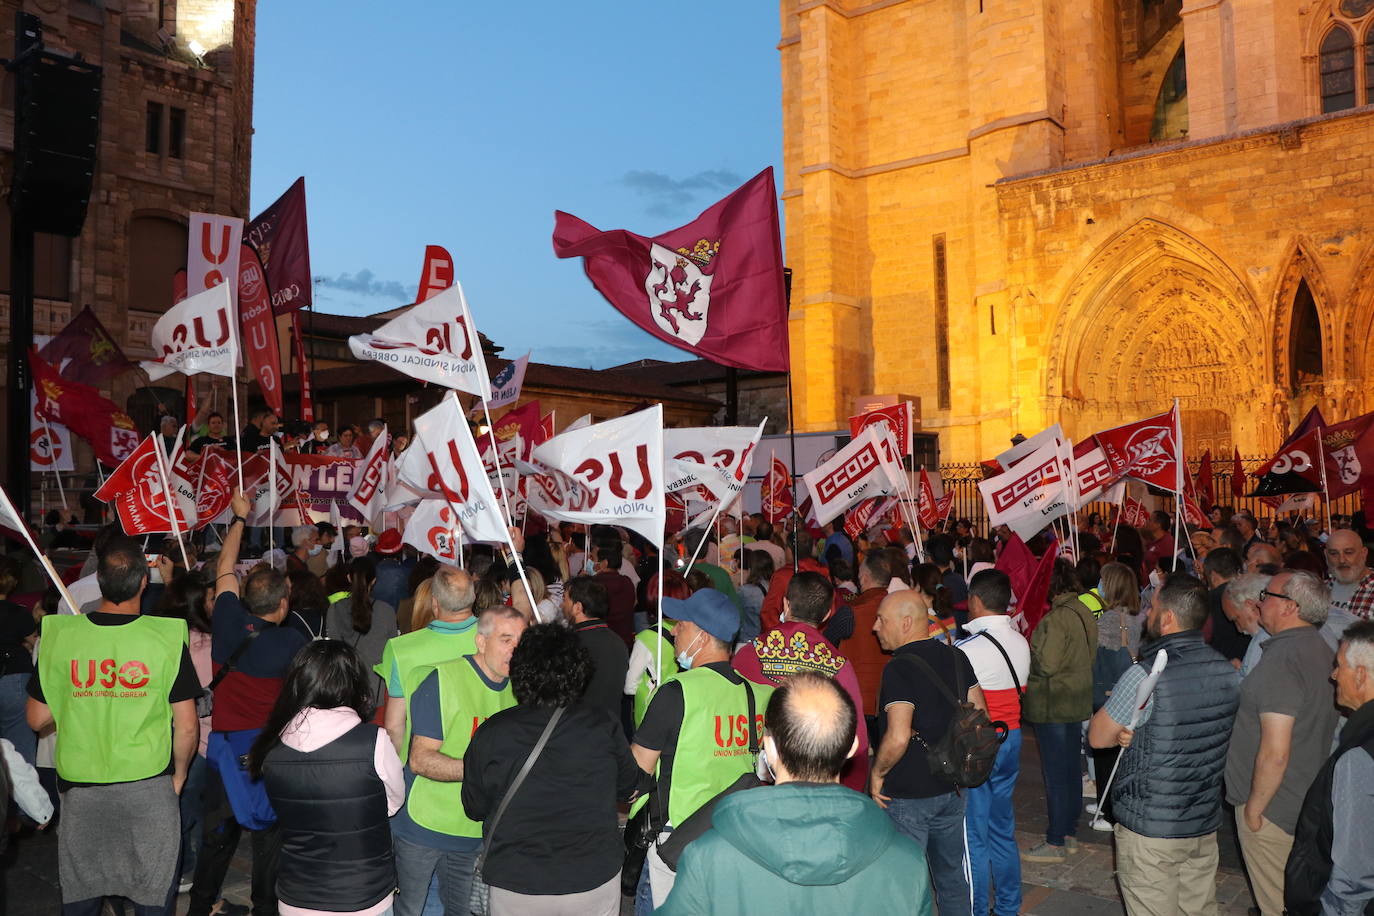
1093, 406, 1181, 493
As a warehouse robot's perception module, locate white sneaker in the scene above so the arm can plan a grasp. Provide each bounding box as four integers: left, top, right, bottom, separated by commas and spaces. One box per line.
1084, 801, 1100, 815
1091, 817, 1113, 832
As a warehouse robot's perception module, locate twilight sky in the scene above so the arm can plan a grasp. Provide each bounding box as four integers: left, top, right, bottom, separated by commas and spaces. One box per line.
249, 3, 783, 369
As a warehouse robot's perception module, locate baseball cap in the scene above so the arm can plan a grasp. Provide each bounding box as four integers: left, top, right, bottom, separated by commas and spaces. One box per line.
661, 589, 740, 644
377, 529, 403, 555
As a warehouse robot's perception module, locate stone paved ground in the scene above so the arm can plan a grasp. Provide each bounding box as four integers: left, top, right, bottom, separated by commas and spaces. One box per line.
4, 729, 1262, 914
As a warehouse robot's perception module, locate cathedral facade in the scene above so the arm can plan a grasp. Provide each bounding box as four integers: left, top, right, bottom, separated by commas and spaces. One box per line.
782, 0, 1374, 463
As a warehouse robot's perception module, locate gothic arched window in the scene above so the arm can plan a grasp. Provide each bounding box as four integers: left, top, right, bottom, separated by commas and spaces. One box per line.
1151, 46, 1189, 140
1321, 26, 1357, 112
1289, 279, 1324, 390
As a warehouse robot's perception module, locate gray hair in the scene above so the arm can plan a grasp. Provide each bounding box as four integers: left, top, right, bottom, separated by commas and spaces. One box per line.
431, 566, 475, 616
1225, 572, 1271, 607
291, 524, 317, 548
1283, 569, 1330, 626
476, 604, 525, 636
1341, 619, 1374, 671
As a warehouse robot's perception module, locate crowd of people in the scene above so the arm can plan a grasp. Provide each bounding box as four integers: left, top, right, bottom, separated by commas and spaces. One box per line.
3, 422, 1374, 916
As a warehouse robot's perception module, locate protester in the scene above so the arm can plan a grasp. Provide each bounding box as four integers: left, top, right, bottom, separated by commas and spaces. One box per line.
1088, 576, 1241, 916
1285, 618, 1374, 914
625, 571, 688, 727
372, 531, 412, 617
28, 536, 200, 915
1201, 547, 1248, 662
1322, 529, 1374, 651
561, 575, 628, 725
590, 537, 638, 646
1021, 559, 1096, 863
736, 549, 773, 644
758, 529, 829, 632
0, 561, 38, 766
327, 426, 363, 459
325, 556, 399, 708
733, 571, 870, 792
870, 589, 982, 916
661, 674, 932, 915
1225, 569, 1340, 916
248, 640, 404, 916
847, 551, 893, 725
392, 605, 525, 915
630, 588, 773, 911
463, 621, 643, 916
956, 569, 1030, 916
188, 412, 231, 458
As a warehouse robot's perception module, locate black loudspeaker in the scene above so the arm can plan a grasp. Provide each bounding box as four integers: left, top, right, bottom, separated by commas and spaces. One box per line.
12, 50, 102, 237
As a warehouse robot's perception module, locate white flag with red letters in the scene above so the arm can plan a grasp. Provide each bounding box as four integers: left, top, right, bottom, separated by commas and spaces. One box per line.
410, 395, 510, 543
349, 282, 490, 396
663, 420, 765, 502
141, 284, 238, 380
402, 499, 464, 566
348, 425, 390, 524
978, 437, 1072, 541
801, 426, 906, 527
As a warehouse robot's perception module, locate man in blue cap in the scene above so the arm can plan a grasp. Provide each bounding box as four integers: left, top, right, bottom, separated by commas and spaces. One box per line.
631, 589, 773, 911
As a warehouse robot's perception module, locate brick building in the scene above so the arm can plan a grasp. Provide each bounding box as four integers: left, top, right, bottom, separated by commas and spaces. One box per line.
782, 0, 1374, 463
0, 0, 255, 481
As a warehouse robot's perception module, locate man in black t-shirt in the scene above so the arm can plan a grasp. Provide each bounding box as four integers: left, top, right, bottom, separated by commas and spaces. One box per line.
871, 589, 985, 916
187, 411, 231, 459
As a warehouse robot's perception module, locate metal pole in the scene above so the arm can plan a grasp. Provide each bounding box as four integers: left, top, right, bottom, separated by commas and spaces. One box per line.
7, 189, 34, 524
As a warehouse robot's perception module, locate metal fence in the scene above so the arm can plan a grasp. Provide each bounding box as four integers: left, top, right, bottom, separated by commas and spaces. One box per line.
932, 458, 1364, 537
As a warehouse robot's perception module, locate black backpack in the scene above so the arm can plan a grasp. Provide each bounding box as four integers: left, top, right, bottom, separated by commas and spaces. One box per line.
898, 652, 1007, 788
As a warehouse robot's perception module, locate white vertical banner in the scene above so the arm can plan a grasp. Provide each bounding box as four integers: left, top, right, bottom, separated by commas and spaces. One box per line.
187, 212, 244, 304
30, 391, 74, 472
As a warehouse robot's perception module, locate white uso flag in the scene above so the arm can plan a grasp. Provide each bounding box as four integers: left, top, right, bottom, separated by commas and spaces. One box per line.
801, 427, 906, 527
526, 405, 665, 547
349, 282, 491, 397
141, 283, 238, 380
402, 499, 464, 566
664, 420, 766, 501
977, 437, 1072, 541
411, 396, 510, 543
348, 425, 390, 523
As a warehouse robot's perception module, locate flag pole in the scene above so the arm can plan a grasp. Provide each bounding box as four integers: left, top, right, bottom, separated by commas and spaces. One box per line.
478, 397, 517, 527
1110, 486, 1124, 551
1318, 428, 1333, 535
1172, 398, 1183, 572
683, 499, 728, 576
786, 370, 799, 572
38, 414, 68, 511
151, 433, 192, 569
229, 376, 245, 492
0, 484, 78, 612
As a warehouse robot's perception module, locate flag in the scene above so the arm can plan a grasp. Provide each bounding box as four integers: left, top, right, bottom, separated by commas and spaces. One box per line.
193, 448, 236, 527
97, 435, 195, 535
802, 427, 906, 527
488, 400, 544, 461
29, 391, 73, 472
238, 244, 284, 414
348, 281, 490, 396
141, 283, 238, 381
1120, 493, 1151, 528
997, 424, 1065, 469
552, 167, 788, 372
246, 177, 313, 314
1231, 447, 1245, 499
348, 425, 390, 524
1180, 491, 1212, 529
415, 245, 454, 303
978, 438, 1071, 541
1196, 451, 1214, 511
0, 482, 78, 612
526, 405, 666, 546
1251, 427, 1325, 497
917, 468, 939, 529
760, 456, 793, 524
845, 496, 896, 541
187, 212, 243, 303
291, 312, 315, 422
1093, 406, 1181, 492
997, 535, 1059, 634
1322, 411, 1374, 499
849, 403, 913, 457
538, 412, 556, 444
38, 305, 134, 385
30, 350, 140, 467
1072, 439, 1116, 507
663, 421, 765, 501
935, 490, 955, 523
402, 499, 464, 565
409, 396, 512, 544
483, 351, 529, 411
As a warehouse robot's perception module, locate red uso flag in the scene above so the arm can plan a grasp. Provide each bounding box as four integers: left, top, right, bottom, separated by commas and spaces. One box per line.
552, 168, 789, 372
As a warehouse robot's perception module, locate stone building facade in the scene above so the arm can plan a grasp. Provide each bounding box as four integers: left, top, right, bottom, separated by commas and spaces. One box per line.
0, 0, 254, 475
782, 0, 1374, 463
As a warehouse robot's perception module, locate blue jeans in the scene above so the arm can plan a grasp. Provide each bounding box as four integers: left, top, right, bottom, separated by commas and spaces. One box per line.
0, 671, 36, 766
886, 792, 972, 916
392, 834, 479, 916
966, 729, 1023, 916
1031, 720, 1084, 846
178, 753, 208, 878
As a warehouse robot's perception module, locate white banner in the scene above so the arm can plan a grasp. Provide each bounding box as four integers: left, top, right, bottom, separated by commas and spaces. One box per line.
402, 499, 464, 566
485, 350, 529, 411
663, 420, 765, 501
141, 283, 238, 380
801, 427, 905, 527
978, 437, 1072, 540
411, 395, 511, 543
349, 282, 490, 397
187, 212, 244, 303
1073, 442, 1116, 508
30, 391, 73, 472
348, 425, 390, 524
526, 405, 665, 546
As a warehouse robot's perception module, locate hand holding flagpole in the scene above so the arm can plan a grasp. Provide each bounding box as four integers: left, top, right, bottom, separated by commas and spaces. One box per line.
1090, 650, 1169, 830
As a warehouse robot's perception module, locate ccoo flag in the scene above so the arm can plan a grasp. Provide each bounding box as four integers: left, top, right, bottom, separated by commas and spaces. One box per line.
552, 168, 789, 372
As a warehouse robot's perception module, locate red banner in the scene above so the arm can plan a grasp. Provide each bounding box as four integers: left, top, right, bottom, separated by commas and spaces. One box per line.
1120, 494, 1151, 528
416, 245, 455, 303
849, 403, 913, 457
1231, 447, 1245, 499
917, 467, 939, 529
1196, 450, 1214, 511
1094, 406, 1181, 492
844, 496, 894, 541
30, 350, 140, 467
760, 456, 793, 524
1181, 491, 1212, 530
239, 244, 283, 414
292, 312, 314, 422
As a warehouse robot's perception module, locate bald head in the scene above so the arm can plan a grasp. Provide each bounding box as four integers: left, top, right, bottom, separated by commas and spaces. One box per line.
763, 672, 857, 783
1245, 542, 1282, 574
1326, 529, 1370, 586
874, 589, 930, 651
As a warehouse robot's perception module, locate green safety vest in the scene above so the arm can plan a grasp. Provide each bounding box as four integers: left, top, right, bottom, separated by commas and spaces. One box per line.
633, 623, 680, 727
1080, 589, 1105, 618
374, 621, 479, 765
660, 666, 772, 827
39, 614, 188, 784
407, 657, 514, 837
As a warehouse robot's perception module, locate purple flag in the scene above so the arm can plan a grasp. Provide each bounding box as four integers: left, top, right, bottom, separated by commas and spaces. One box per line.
552, 167, 789, 372
246, 177, 313, 315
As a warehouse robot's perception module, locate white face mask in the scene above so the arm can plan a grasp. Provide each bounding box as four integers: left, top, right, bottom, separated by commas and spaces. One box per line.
308, 544, 323, 556
584, 558, 597, 576
676, 632, 705, 670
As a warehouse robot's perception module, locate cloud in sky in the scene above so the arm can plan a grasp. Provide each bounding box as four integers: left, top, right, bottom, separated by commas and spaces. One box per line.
313, 268, 410, 302
621, 169, 743, 217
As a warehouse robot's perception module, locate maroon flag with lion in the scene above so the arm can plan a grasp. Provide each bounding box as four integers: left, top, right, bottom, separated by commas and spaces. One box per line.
552, 168, 789, 372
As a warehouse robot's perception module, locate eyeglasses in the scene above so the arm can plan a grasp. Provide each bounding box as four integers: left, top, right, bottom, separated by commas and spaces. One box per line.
1260, 589, 1294, 603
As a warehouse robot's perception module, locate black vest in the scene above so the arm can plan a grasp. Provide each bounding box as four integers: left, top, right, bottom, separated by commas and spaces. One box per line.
263, 721, 395, 911
1111, 630, 1240, 838
1285, 700, 1374, 916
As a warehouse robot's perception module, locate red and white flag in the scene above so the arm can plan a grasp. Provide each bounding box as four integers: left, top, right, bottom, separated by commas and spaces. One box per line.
664, 421, 765, 502
140, 283, 238, 381
526, 405, 665, 546
802, 427, 906, 527
845, 496, 897, 541
1251, 427, 1325, 497
408, 396, 511, 544
416, 245, 454, 303
1180, 491, 1212, 530
1322, 412, 1374, 499
1093, 406, 1182, 492
917, 467, 939, 529
1120, 494, 1151, 528
402, 499, 464, 566
291, 313, 315, 422
193, 448, 236, 527
1072, 440, 1116, 507
760, 456, 793, 524
978, 438, 1071, 541
849, 403, 913, 457
935, 490, 955, 523
348, 425, 391, 525
187, 212, 243, 303
97, 435, 196, 535
349, 282, 490, 396
238, 244, 283, 414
